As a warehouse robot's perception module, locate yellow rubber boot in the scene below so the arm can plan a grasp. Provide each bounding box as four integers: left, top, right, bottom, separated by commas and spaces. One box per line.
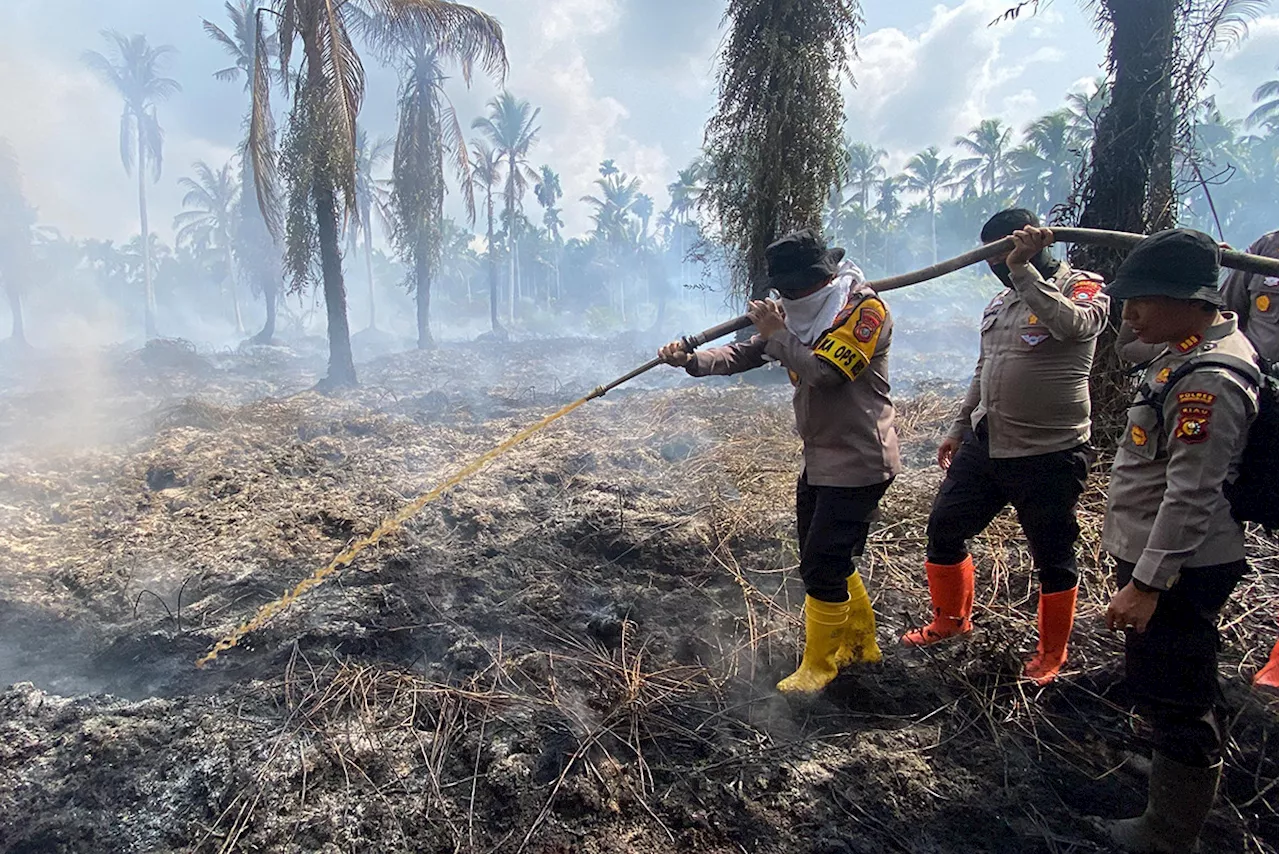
777, 595, 848, 695
835, 572, 882, 668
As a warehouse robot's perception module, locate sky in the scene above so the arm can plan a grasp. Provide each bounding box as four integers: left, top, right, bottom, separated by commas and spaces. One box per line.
0, 0, 1275, 246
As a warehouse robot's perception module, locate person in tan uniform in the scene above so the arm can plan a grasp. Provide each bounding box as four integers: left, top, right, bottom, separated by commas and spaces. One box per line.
657, 228, 901, 695
902, 209, 1109, 685
1098, 229, 1260, 853
1219, 229, 1279, 690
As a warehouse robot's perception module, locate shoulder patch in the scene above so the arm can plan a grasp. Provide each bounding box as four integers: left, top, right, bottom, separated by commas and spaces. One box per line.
853, 302, 885, 343
1176, 391, 1216, 406
813, 297, 885, 382
1173, 405, 1212, 444
1069, 280, 1102, 301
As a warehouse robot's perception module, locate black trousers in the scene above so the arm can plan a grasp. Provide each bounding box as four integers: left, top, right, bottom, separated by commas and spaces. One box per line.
796, 473, 894, 602
1114, 558, 1248, 767
926, 420, 1092, 593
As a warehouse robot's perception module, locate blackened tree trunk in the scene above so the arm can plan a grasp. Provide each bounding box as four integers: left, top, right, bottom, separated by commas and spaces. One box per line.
1070, 0, 1177, 279
1070, 0, 1178, 442
315, 181, 357, 388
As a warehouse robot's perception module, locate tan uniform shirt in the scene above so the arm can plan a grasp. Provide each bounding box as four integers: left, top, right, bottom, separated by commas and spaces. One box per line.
948, 262, 1110, 458
686, 282, 901, 488
1220, 230, 1278, 363
1102, 315, 1259, 590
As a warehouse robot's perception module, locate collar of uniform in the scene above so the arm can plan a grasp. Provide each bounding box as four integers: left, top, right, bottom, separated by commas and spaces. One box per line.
1169, 313, 1237, 355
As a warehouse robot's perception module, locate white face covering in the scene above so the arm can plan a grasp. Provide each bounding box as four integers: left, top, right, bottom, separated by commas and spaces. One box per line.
779, 259, 866, 346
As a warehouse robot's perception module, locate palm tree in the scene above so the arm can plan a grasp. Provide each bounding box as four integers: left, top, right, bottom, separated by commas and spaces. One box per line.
701, 0, 861, 301
533, 164, 562, 303
1008, 109, 1086, 213
845, 142, 886, 258
173, 160, 244, 333
873, 175, 903, 270
471, 91, 540, 324
0, 140, 34, 346
83, 31, 180, 340
203, 0, 284, 344
349, 129, 393, 332
903, 146, 955, 262
954, 118, 1013, 198
247, 0, 481, 387
582, 172, 641, 239
469, 140, 503, 334
374, 11, 504, 349
633, 193, 654, 240
533, 165, 562, 238
1247, 79, 1278, 131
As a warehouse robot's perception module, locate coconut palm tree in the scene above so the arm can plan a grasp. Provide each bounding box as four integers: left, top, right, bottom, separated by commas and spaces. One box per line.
377, 13, 505, 348
348, 129, 393, 332
471, 91, 540, 323
469, 139, 503, 334
0, 140, 34, 346
83, 31, 180, 340
1247, 79, 1278, 132
247, 0, 486, 387
845, 142, 886, 258
203, 0, 287, 344
954, 118, 1013, 198
1007, 109, 1086, 213
903, 146, 955, 263
173, 159, 244, 333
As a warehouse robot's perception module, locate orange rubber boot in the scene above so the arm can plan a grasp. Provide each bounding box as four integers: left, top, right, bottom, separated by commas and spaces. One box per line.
902, 556, 974, 646
1023, 586, 1077, 685
1254, 642, 1279, 689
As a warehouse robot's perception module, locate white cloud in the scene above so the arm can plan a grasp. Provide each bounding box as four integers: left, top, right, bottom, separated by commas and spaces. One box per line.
845, 0, 1105, 171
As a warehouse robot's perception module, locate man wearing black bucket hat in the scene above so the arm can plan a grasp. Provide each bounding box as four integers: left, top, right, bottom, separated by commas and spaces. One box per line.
657, 228, 900, 695
902, 209, 1109, 686
1099, 228, 1261, 854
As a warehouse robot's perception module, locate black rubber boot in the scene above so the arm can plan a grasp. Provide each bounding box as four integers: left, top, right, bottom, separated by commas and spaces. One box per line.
1107, 753, 1221, 853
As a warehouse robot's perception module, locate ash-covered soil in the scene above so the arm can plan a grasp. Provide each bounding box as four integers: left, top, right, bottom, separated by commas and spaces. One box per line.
0, 335, 1274, 854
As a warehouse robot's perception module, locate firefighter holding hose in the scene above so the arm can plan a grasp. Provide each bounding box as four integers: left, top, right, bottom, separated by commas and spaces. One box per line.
657, 228, 901, 696
902, 209, 1109, 685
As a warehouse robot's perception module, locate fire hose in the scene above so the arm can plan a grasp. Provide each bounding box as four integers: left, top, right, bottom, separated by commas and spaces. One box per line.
196, 227, 1278, 667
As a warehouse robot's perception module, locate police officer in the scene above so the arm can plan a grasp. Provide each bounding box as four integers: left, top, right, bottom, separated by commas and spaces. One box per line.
657, 229, 900, 695
903, 209, 1108, 685
1100, 229, 1259, 853
1219, 230, 1279, 690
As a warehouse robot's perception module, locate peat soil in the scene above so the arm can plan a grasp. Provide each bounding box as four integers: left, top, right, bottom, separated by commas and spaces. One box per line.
0, 335, 1274, 854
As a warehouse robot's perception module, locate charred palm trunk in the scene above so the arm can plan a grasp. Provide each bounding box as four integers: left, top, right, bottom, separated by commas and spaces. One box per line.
415, 232, 433, 349
316, 180, 357, 387
1071, 0, 1177, 443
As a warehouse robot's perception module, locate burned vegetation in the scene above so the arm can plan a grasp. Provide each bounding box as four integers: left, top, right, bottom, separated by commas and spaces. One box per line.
0, 336, 1273, 854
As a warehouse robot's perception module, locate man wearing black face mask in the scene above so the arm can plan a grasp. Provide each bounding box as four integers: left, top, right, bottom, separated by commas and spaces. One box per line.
902, 209, 1109, 686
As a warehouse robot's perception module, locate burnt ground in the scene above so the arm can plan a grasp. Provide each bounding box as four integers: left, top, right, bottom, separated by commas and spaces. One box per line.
0, 335, 1274, 854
